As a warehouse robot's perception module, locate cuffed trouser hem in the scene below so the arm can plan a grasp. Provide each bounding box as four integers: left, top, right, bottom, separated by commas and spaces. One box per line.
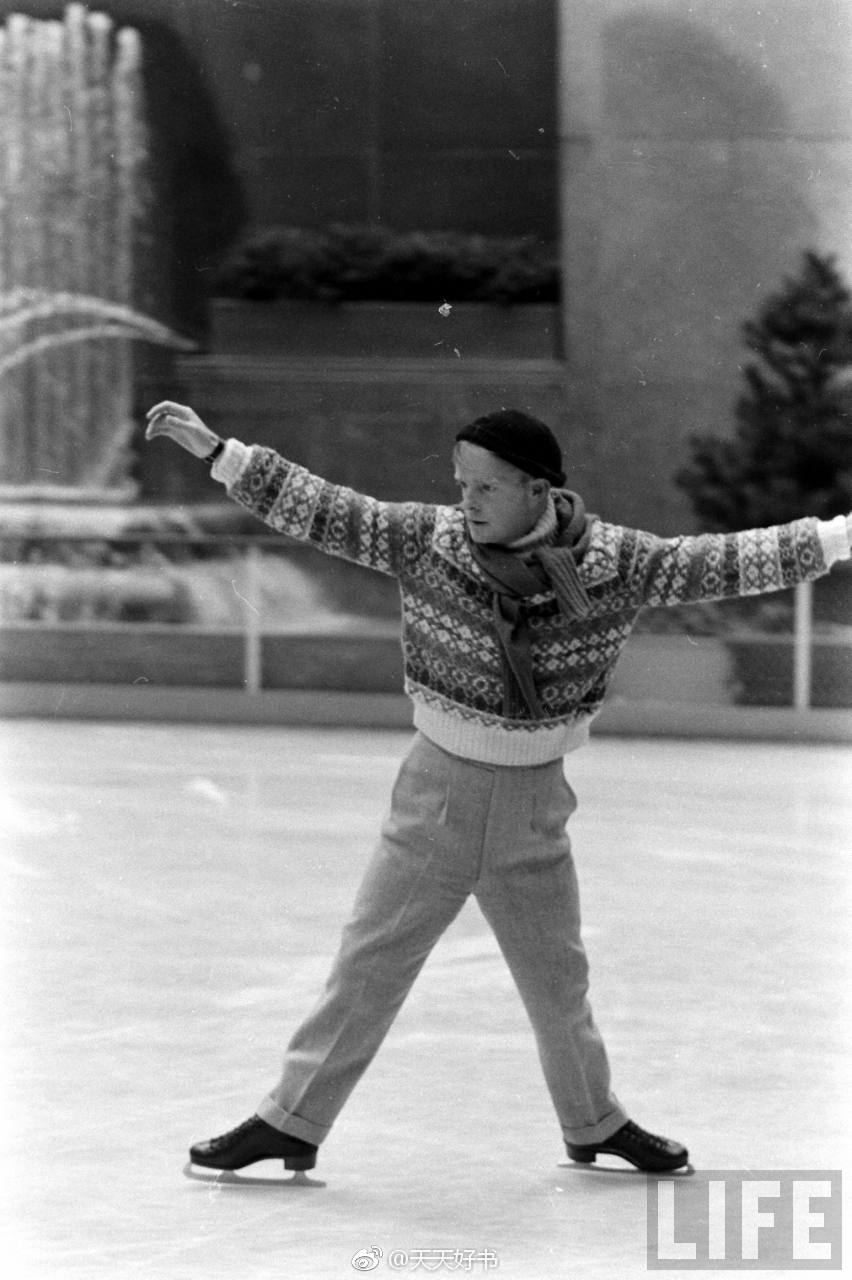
256, 1095, 331, 1146
563, 1104, 630, 1146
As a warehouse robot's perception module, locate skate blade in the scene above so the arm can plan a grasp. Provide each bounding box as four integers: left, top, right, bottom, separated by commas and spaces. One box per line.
558, 1159, 695, 1178
183, 1161, 326, 1188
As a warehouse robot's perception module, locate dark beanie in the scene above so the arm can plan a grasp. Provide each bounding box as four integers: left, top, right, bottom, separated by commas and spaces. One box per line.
455, 409, 566, 487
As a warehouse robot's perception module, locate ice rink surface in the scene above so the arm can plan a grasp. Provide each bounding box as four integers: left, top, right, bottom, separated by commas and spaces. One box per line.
0, 720, 849, 1280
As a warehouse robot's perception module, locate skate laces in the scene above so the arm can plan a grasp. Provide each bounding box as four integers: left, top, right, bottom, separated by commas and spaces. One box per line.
206, 1116, 314, 1154
208, 1116, 263, 1151
622, 1120, 670, 1150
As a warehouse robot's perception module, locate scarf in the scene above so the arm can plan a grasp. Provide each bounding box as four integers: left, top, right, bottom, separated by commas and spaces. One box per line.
467, 490, 594, 718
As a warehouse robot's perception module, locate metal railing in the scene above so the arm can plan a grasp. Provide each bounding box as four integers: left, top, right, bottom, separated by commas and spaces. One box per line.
0, 530, 398, 697
793, 579, 813, 710
0, 531, 849, 709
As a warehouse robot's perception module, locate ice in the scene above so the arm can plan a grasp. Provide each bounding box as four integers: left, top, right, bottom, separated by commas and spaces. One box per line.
0, 721, 849, 1279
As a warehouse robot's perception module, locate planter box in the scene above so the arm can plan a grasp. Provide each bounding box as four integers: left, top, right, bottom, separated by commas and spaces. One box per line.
612, 633, 852, 709
208, 298, 561, 360
0, 627, 246, 687
728, 640, 852, 708
3, 624, 849, 708
263, 633, 402, 692
1, 626, 723, 701
609, 634, 732, 705
0, 625, 403, 692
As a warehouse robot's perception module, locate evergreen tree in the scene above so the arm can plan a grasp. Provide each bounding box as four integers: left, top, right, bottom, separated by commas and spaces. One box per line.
677, 251, 852, 531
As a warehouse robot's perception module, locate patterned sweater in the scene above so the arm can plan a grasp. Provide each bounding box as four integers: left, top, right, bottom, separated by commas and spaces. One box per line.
214, 440, 850, 766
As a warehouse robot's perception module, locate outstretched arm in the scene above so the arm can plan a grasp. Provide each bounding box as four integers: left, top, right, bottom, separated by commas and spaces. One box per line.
620, 514, 850, 610
145, 402, 435, 579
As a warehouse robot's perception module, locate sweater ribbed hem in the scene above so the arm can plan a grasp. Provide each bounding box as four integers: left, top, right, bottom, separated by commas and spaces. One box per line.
412, 698, 590, 765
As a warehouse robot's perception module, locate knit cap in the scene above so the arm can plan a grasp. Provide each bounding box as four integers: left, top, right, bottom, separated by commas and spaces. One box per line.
455, 409, 566, 486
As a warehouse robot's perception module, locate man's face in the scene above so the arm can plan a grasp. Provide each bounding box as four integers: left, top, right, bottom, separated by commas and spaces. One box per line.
453, 442, 547, 545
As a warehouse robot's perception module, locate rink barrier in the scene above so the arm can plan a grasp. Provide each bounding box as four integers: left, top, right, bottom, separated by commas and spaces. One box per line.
0, 530, 850, 739
2, 684, 852, 743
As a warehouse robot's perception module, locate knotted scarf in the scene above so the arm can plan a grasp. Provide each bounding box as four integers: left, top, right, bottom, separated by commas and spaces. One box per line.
467, 490, 594, 718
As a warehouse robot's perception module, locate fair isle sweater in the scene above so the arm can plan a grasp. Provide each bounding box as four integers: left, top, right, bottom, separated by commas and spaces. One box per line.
213, 440, 850, 766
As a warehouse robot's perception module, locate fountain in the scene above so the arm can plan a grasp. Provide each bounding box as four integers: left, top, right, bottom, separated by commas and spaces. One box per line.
0, 3, 192, 500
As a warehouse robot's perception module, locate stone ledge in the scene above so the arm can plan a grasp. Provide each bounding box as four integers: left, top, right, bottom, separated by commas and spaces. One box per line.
176, 354, 568, 384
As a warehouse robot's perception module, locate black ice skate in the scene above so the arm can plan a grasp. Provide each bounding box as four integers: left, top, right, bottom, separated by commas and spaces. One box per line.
184, 1115, 323, 1187
567, 1119, 690, 1173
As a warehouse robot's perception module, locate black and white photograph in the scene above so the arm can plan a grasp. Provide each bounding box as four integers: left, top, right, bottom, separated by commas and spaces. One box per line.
1, 2, 850, 1277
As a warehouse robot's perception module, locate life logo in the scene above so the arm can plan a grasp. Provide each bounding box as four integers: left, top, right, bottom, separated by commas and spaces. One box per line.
351, 1246, 383, 1271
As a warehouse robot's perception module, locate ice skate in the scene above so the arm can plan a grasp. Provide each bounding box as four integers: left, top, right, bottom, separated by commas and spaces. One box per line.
185, 1115, 324, 1187
566, 1119, 691, 1173
182, 1162, 325, 1188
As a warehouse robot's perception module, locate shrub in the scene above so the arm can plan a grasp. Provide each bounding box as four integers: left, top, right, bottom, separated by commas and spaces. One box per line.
676, 250, 852, 530
676, 250, 852, 646
212, 223, 560, 304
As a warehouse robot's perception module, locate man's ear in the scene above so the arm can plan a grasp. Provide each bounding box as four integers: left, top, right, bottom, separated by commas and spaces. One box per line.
530, 478, 549, 500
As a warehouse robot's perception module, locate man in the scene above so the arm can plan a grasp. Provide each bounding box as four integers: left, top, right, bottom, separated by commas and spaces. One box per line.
145, 401, 851, 1178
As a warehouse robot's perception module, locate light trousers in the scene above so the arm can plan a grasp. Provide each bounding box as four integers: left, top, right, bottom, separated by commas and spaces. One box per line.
257, 732, 628, 1147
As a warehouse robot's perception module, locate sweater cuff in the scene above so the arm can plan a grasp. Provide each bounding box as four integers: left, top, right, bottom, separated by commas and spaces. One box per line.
210, 438, 251, 488
817, 514, 851, 567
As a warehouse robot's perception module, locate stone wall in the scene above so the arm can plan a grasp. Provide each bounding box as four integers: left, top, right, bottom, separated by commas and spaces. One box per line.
6, 1, 850, 535
557, 0, 852, 531
136, 353, 573, 507
0, 0, 558, 335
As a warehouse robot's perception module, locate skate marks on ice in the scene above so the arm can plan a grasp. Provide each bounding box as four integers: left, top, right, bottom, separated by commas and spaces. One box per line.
182, 1160, 326, 1189
182, 1155, 691, 1189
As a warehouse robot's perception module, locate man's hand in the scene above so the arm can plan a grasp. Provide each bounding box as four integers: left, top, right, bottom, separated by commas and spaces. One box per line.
145, 401, 221, 459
